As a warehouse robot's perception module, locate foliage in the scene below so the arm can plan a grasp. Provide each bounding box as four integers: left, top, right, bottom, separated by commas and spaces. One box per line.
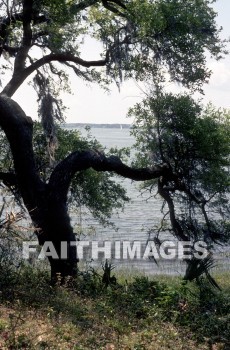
89, 0, 226, 88
0, 123, 129, 228
0, 0, 229, 280
0, 263, 229, 349
184, 254, 221, 290
1, 0, 226, 103
130, 91, 230, 249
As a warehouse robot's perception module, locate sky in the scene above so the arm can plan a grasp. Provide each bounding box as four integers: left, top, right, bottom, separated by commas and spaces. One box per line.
13, 0, 230, 124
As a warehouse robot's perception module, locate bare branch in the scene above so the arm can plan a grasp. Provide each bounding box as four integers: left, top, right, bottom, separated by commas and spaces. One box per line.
62, 61, 92, 81
13, 0, 33, 73
48, 149, 170, 202
2, 53, 108, 96
158, 178, 189, 241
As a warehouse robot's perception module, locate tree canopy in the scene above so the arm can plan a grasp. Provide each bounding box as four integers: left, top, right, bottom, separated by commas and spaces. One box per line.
1, 0, 226, 95
0, 0, 229, 280
130, 91, 230, 247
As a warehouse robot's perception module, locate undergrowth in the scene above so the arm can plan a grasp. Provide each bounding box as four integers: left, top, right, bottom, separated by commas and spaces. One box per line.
0, 263, 229, 349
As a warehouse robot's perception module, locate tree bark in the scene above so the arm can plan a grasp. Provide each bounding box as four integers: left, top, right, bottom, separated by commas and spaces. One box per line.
0, 94, 78, 281
0, 94, 171, 282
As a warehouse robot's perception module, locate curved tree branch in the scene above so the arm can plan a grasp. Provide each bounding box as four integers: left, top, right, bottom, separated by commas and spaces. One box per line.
48, 149, 170, 202
72, 0, 126, 15
102, 0, 127, 17
13, 0, 33, 73
2, 53, 108, 96
0, 94, 45, 209
27, 52, 108, 71
157, 178, 189, 241
1, 0, 126, 97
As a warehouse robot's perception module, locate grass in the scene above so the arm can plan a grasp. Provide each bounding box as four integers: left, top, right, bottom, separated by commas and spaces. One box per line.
0, 263, 229, 349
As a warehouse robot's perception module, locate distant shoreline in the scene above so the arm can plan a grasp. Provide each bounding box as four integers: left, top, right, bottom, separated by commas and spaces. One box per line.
63, 123, 131, 129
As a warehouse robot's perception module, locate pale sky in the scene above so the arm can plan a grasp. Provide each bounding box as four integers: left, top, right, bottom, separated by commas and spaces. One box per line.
13, 0, 230, 124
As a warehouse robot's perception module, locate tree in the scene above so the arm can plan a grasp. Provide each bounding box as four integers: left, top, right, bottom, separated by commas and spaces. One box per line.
0, 122, 130, 225
0, 0, 226, 280
130, 91, 230, 261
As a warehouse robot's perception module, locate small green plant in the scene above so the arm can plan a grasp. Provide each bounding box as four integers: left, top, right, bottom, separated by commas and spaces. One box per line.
0, 319, 7, 331
184, 254, 221, 290
129, 276, 161, 301
0, 261, 229, 349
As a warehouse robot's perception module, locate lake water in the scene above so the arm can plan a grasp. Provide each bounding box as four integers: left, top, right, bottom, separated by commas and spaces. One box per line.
1, 127, 228, 276
71, 127, 230, 275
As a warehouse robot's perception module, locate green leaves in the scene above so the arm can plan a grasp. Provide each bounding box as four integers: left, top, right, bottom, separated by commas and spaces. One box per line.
132, 92, 230, 189
87, 0, 226, 88
122, 0, 225, 88
0, 123, 128, 228
131, 91, 230, 246
1, 0, 227, 123
35, 124, 129, 225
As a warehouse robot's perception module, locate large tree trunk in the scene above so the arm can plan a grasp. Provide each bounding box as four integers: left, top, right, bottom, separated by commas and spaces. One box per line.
40, 195, 79, 281
0, 94, 170, 282
0, 94, 78, 282
31, 197, 79, 282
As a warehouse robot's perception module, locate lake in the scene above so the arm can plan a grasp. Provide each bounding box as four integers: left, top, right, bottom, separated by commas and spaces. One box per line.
70, 126, 230, 275
1, 126, 228, 276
